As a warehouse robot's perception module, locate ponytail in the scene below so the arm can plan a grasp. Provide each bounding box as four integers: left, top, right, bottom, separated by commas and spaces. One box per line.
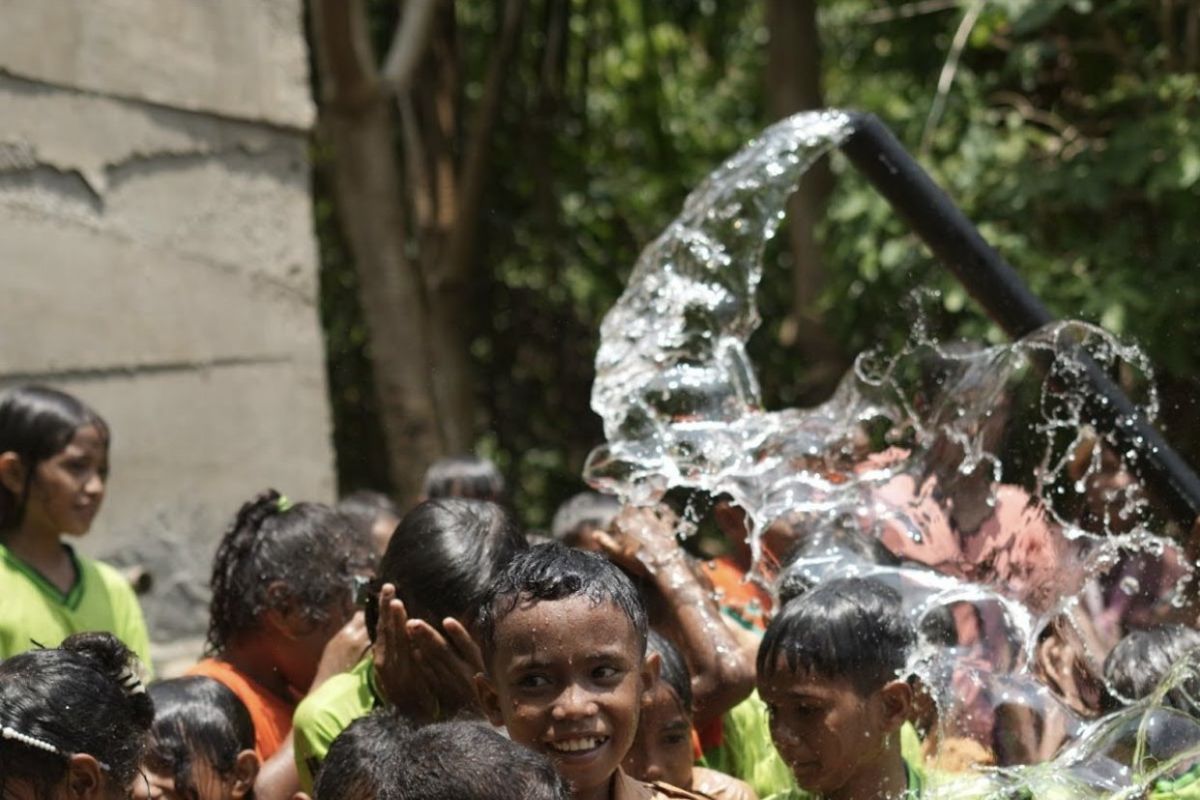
205, 490, 361, 655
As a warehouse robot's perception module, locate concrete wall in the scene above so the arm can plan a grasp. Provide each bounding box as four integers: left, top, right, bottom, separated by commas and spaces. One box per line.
0, 0, 335, 651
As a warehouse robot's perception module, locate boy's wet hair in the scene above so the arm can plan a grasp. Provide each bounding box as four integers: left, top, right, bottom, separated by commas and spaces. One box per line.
367, 498, 527, 637
206, 489, 363, 654
0, 632, 154, 797
477, 542, 649, 664
758, 577, 915, 695
0, 385, 109, 530
550, 491, 621, 545
1103, 624, 1200, 713
145, 677, 256, 800
421, 455, 506, 503
315, 711, 569, 800
648, 630, 694, 715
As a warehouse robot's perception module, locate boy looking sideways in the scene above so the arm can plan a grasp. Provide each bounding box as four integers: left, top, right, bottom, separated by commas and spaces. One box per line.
475, 543, 707, 800
757, 577, 919, 800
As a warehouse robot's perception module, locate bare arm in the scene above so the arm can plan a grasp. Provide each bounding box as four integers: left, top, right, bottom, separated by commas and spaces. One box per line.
599, 505, 755, 724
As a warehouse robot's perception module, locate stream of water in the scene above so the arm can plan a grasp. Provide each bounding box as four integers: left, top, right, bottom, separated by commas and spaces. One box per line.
584, 110, 1200, 798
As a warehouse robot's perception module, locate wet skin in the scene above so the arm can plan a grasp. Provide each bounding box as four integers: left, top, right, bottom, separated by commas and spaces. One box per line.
758, 660, 910, 800
622, 681, 695, 790
478, 595, 658, 800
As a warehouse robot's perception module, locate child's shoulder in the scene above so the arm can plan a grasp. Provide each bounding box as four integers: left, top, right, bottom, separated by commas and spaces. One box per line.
613, 770, 712, 800
692, 766, 759, 800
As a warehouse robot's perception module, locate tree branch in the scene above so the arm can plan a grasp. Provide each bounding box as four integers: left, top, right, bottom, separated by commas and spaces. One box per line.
439, 0, 528, 289
921, 0, 987, 155
310, 0, 381, 111
381, 0, 443, 96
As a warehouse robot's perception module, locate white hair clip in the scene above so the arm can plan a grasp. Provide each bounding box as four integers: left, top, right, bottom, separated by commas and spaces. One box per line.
117, 665, 146, 696
2, 724, 62, 755
1, 724, 112, 771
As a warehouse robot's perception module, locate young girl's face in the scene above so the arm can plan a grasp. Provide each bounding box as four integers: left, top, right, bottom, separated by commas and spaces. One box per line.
22, 424, 108, 537
621, 681, 694, 790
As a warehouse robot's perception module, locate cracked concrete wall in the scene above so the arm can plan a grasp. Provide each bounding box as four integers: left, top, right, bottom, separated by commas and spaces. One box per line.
0, 1, 335, 653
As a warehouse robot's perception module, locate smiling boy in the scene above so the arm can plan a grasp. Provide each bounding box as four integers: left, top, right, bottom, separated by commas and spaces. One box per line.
757, 577, 919, 800
475, 543, 707, 800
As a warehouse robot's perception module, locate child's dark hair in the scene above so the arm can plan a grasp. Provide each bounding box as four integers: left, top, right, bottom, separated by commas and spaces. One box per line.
550, 491, 621, 545
367, 498, 526, 637
0, 632, 153, 797
0, 385, 109, 530
648, 630, 694, 715
315, 711, 568, 800
421, 455, 506, 503
477, 542, 649, 664
145, 677, 256, 800
206, 489, 360, 654
758, 577, 915, 695
1103, 625, 1200, 713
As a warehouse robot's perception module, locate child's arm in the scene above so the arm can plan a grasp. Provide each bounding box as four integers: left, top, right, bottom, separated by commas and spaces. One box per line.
599, 505, 755, 724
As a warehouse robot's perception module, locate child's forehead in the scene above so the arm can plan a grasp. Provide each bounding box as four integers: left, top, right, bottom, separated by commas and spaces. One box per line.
759, 662, 864, 699
494, 593, 640, 649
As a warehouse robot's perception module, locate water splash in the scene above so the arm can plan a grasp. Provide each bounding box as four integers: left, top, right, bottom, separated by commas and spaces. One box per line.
585, 110, 1198, 798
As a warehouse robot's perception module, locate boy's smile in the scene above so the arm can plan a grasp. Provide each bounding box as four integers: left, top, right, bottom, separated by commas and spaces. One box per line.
478, 594, 657, 800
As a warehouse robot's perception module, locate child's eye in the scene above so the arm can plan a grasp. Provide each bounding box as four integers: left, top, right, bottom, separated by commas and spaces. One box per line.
516, 674, 551, 690
664, 733, 688, 746
593, 665, 624, 682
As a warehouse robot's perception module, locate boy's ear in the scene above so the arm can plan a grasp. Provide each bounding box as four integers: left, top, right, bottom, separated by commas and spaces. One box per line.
63, 754, 105, 800
0, 452, 26, 496
640, 650, 662, 696
230, 749, 260, 799
475, 672, 505, 728
877, 679, 914, 733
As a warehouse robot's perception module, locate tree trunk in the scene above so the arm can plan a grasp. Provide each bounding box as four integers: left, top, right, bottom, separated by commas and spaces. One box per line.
766, 0, 845, 401
311, 0, 446, 504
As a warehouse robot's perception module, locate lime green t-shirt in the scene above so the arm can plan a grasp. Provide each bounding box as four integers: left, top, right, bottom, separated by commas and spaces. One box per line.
762, 760, 925, 800
293, 655, 382, 792
0, 542, 152, 671
700, 691, 925, 799
1153, 764, 1200, 799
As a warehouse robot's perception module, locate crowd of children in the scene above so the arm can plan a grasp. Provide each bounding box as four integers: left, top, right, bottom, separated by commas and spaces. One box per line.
2, 384, 1200, 800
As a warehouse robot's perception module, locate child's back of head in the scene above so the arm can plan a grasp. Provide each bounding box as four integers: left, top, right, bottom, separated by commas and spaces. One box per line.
369, 498, 526, 633
206, 489, 365, 690
314, 711, 569, 800
0, 632, 153, 797
142, 677, 258, 800
420, 455, 506, 504
1104, 624, 1200, 714
336, 490, 401, 562
550, 491, 621, 548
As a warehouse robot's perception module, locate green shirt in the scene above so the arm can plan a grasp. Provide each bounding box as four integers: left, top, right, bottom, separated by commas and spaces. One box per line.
1154, 764, 1200, 799
293, 655, 382, 792
762, 760, 925, 800
0, 542, 152, 672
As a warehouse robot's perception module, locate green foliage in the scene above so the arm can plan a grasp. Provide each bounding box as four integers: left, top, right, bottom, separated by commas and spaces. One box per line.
315, 0, 1200, 524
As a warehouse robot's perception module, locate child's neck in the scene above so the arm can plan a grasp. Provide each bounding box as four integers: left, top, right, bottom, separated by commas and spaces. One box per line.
2, 523, 74, 591
575, 772, 618, 800
829, 738, 909, 800
221, 638, 297, 703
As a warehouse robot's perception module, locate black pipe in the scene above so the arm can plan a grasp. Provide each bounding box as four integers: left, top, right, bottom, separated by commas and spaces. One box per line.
839, 111, 1200, 526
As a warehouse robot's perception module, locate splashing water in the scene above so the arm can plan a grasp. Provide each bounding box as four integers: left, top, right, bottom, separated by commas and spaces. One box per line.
585, 110, 1199, 798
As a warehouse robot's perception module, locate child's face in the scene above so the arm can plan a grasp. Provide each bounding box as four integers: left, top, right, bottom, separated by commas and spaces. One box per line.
621, 681, 694, 790
22, 424, 108, 536
478, 595, 656, 800
759, 662, 905, 798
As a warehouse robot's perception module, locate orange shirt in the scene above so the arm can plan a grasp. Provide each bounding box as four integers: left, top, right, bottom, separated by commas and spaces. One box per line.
698, 556, 771, 633
187, 657, 295, 759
